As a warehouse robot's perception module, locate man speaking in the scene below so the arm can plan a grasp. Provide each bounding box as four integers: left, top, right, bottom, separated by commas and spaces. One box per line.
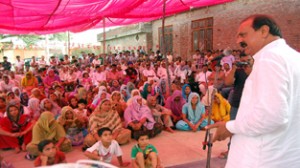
206, 15, 300, 168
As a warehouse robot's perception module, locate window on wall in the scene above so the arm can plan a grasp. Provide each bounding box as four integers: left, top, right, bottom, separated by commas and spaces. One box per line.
158, 26, 173, 53
192, 17, 213, 52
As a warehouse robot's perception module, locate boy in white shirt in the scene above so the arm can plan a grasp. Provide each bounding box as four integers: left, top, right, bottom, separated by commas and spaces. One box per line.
84, 127, 130, 167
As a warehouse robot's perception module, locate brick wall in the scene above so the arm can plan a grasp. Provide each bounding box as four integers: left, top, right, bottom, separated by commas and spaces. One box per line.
152, 0, 300, 60
104, 33, 148, 53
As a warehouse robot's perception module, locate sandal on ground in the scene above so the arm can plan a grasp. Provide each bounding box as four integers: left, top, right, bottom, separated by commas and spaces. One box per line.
25, 153, 36, 161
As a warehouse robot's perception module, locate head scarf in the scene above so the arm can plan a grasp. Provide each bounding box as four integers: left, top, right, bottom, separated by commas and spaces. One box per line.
152, 83, 164, 106
141, 83, 150, 99
98, 86, 107, 95
185, 92, 205, 123
92, 99, 110, 115
22, 71, 35, 86
46, 69, 55, 76
1, 104, 31, 133
20, 92, 29, 106
89, 99, 122, 134
6, 104, 21, 123
159, 78, 167, 95
182, 84, 191, 101
211, 93, 230, 122
126, 82, 135, 95
111, 91, 123, 102
120, 84, 130, 102
165, 90, 186, 117
28, 97, 41, 119
40, 98, 61, 117
91, 90, 109, 108
126, 89, 144, 106
12, 87, 20, 96
124, 95, 155, 129
58, 106, 76, 127
32, 111, 64, 144
6, 91, 17, 100
130, 89, 140, 97
44, 69, 60, 86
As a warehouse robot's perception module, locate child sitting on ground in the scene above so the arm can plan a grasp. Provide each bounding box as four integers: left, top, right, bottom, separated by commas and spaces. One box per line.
74, 99, 89, 119
34, 140, 67, 167
131, 132, 163, 168
84, 127, 130, 167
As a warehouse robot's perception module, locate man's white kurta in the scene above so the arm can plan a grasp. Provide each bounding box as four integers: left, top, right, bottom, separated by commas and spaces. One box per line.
226, 39, 300, 168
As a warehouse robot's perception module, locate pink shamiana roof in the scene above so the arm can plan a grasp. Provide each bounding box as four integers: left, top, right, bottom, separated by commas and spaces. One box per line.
0, 0, 233, 34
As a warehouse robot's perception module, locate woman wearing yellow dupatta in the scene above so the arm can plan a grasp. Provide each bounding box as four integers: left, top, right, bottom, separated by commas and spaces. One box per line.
21, 71, 38, 95
26, 112, 72, 159
211, 93, 230, 122
83, 99, 131, 149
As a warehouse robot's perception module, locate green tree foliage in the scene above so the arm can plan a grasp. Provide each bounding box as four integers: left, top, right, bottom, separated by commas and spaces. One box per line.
49, 33, 68, 41
18, 35, 42, 47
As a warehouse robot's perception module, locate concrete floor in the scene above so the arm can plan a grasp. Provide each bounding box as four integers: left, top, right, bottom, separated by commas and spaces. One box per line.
0, 130, 229, 168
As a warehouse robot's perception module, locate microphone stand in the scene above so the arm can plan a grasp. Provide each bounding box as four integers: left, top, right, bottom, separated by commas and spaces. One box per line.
202, 67, 218, 168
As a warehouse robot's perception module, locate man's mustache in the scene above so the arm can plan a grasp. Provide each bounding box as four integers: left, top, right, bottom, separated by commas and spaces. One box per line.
240, 42, 247, 48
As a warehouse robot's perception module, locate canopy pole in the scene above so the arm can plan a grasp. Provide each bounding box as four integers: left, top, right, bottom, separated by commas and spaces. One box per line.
103, 17, 106, 54
45, 34, 50, 61
162, 0, 172, 96
67, 31, 70, 56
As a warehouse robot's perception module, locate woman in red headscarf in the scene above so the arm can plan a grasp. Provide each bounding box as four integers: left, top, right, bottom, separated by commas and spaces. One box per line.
0, 104, 35, 153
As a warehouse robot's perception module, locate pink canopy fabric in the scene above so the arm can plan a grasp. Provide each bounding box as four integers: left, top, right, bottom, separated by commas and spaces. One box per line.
0, 0, 233, 34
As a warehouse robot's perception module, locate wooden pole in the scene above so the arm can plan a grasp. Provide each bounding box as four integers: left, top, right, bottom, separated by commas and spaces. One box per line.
67, 31, 70, 56
103, 17, 106, 54
45, 34, 49, 61
162, 0, 172, 96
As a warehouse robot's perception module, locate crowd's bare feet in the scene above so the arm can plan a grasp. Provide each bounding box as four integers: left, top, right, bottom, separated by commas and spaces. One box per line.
21, 143, 26, 152
165, 127, 175, 133
15, 147, 21, 153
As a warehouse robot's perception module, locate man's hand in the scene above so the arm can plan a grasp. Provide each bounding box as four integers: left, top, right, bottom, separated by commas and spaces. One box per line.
205, 121, 233, 142
40, 155, 48, 165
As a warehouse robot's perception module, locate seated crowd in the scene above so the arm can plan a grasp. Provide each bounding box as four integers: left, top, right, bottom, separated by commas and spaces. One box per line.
0, 48, 240, 167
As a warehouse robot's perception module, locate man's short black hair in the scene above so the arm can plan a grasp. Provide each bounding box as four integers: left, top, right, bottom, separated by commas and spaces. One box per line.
97, 127, 112, 137
3, 56, 7, 59
136, 131, 149, 141
243, 14, 282, 38
239, 51, 248, 58
38, 139, 54, 152
38, 68, 46, 73
78, 99, 87, 105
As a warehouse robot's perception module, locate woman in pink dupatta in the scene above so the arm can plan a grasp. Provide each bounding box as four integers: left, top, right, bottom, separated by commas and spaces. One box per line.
124, 95, 162, 140
165, 90, 186, 124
